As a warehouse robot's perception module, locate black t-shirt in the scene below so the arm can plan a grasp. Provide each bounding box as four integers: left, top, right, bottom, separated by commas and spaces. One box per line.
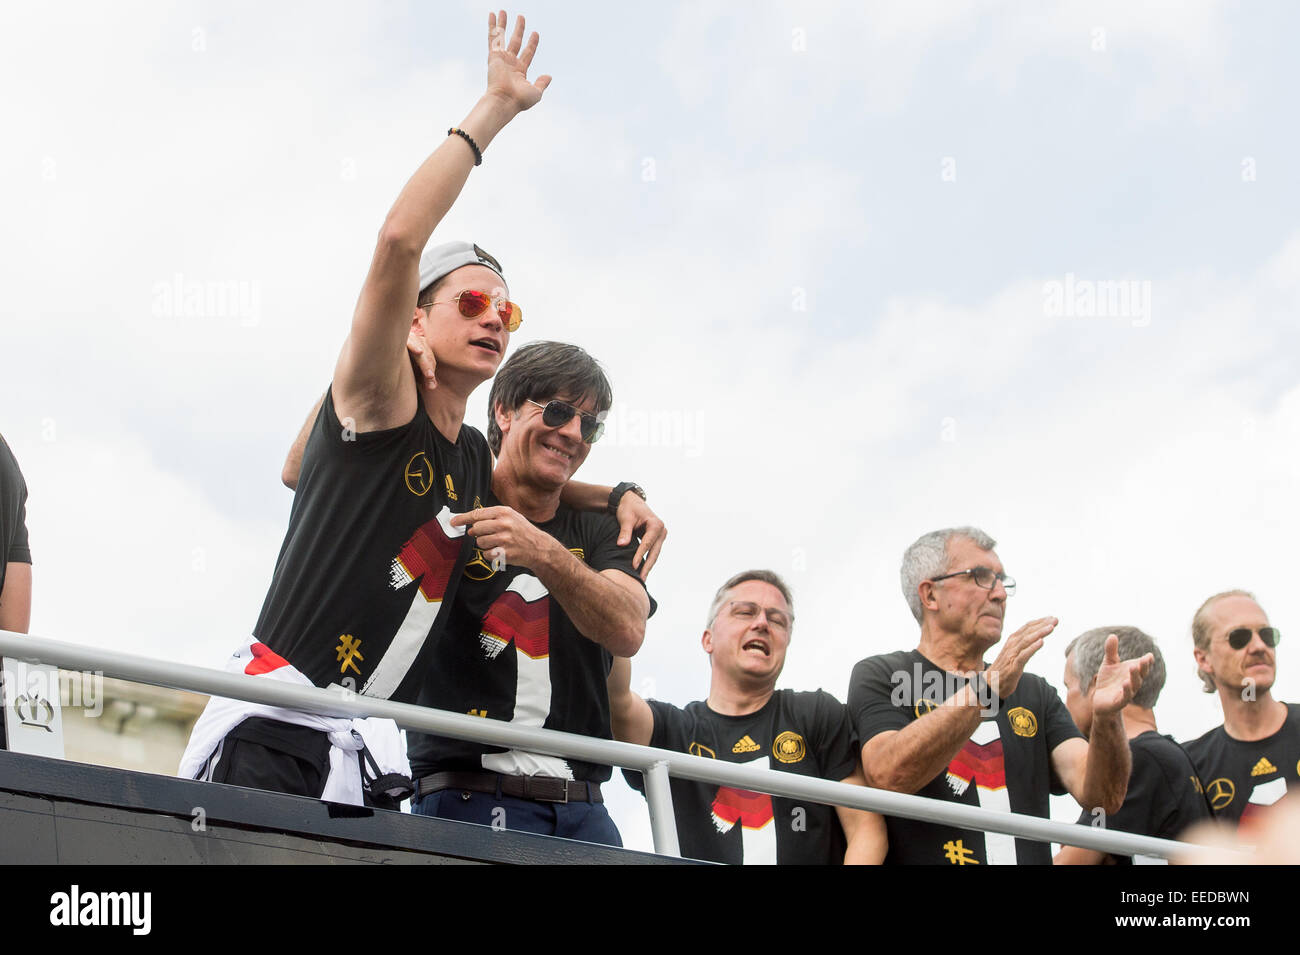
1068, 731, 1209, 863
627, 690, 859, 865
408, 496, 652, 783
0, 433, 31, 747
1184, 702, 1300, 831
251, 390, 490, 701
0, 433, 31, 594
848, 649, 1083, 865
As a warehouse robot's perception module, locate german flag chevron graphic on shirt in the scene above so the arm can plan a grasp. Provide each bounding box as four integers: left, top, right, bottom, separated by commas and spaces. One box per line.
476, 574, 571, 779
1239, 776, 1287, 831
364, 506, 465, 698
478, 574, 551, 662
946, 725, 1008, 796
711, 756, 777, 865
945, 720, 1016, 865
389, 508, 462, 598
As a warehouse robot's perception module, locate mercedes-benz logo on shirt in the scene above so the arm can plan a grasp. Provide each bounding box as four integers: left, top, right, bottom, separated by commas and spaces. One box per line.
1206, 777, 1235, 810
404, 452, 433, 496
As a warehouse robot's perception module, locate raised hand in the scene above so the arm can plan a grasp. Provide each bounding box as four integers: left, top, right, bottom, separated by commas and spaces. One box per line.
985, 616, 1057, 699
1091, 633, 1153, 716
486, 11, 552, 114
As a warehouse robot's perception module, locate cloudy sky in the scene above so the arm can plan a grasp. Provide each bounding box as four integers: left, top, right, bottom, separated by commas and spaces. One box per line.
3, 1, 1298, 852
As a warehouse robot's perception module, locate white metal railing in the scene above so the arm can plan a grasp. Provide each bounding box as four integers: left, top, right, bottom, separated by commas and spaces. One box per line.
0, 630, 1238, 862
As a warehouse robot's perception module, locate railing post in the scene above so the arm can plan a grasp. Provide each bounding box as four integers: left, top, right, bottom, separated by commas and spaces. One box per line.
644, 759, 681, 858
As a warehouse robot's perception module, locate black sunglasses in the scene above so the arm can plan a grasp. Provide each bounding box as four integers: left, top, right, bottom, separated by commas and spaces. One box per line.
526, 399, 605, 444
1227, 627, 1281, 650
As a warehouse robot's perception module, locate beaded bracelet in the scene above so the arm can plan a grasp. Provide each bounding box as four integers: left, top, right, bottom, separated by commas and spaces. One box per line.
448, 127, 483, 166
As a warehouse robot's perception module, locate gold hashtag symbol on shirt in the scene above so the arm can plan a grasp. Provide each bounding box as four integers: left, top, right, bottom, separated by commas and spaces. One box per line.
942, 839, 979, 865
335, 634, 364, 676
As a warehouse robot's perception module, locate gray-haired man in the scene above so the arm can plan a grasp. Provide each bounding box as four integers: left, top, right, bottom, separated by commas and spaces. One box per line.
847, 526, 1151, 864
1056, 627, 1208, 864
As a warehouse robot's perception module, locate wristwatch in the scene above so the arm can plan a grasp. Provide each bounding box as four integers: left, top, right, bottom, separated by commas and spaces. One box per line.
607, 482, 646, 515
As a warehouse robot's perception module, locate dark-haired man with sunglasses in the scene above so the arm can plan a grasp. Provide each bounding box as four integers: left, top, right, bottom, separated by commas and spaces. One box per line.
1184, 590, 1297, 831
181, 14, 662, 806
405, 341, 653, 845
847, 526, 1151, 864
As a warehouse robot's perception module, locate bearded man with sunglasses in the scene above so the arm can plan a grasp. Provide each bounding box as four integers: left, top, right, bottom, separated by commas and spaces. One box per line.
1184, 590, 1297, 831
405, 341, 653, 846
180, 13, 662, 805
847, 526, 1151, 864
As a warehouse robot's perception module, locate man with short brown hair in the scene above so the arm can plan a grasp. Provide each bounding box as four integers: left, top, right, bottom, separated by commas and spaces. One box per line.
609, 569, 884, 864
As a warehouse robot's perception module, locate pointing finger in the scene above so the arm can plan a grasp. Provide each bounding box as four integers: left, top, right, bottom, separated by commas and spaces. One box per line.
1104, 633, 1120, 665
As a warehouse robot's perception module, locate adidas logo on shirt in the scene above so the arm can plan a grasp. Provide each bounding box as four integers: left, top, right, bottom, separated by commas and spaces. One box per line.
732, 735, 760, 754
1250, 757, 1277, 777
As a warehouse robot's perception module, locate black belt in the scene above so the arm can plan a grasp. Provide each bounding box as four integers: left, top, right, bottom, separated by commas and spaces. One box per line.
414, 770, 603, 804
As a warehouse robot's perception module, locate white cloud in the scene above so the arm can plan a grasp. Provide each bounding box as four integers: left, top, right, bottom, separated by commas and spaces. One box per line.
17, 433, 284, 667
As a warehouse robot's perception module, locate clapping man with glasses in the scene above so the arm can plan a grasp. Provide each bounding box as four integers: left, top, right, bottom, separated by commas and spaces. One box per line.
847, 527, 1151, 864
1184, 590, 1297, 831
403, 341, 653, 845
608, 570, 886, 863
